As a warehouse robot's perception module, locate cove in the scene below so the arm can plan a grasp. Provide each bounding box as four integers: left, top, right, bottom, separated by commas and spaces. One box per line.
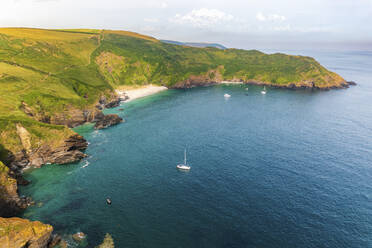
20, 50, 372, 248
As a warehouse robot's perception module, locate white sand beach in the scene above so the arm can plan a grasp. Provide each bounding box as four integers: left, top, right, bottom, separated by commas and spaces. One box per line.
116, 85, 168, 103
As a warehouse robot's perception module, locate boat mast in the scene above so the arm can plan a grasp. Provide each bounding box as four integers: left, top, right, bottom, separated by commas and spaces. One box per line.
184, 149, 187, 165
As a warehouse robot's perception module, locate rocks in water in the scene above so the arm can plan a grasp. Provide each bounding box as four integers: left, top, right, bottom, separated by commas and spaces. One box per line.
94, 114, 123, 130
0, 217, 53, 248
104, 98, 121, 108
90, 110, 105, 122
59, 239, 68, 248
98, 94, 124, 109
96, 233, 115, 248
72, 232, 86, 242
347, 81, 357, 86
48, 234, 62, 248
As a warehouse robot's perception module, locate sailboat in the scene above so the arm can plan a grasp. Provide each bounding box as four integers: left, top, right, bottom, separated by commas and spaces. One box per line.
177, 149, 190, 170
261, 86, 267, 94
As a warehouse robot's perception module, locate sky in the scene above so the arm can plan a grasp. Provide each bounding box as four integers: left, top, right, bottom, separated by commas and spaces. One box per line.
1, 0, 371, 50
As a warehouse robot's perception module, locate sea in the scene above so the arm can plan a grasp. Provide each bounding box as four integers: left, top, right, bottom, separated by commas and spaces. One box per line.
20, 49, 372, 248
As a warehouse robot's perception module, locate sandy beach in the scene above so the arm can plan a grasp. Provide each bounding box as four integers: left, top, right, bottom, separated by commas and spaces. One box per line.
116, 85, 168, 103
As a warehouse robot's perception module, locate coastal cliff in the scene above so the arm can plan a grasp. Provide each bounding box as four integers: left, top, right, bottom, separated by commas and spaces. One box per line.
171, 67, 356, 90
0, 161, 29, 217
0, 217, 53, 248
0, 27, 354, 244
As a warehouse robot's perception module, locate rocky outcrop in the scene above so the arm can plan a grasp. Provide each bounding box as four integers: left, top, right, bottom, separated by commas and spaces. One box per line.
0, 162, 30, 217
50, 104, 123, 128
16, 124, 32, 153
0, 217, 53, 248
29, 134, 88, 167
172, 67, 223, 89
20, 93, 124, 128
96, 233, 115, 248
97, 94, 126, 109
94, 114, 123, 130
50, 108, 103, 128
48, 234, 62, 248
7, 134, 88, 170
72, 232, 86, 242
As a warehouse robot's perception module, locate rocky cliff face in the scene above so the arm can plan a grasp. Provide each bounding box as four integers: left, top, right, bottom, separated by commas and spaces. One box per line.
172, 68, 223, 89
0, 162, 29, 217
0, 217, 53, 248
7, 133, 88, 171
20, 95, 123, 128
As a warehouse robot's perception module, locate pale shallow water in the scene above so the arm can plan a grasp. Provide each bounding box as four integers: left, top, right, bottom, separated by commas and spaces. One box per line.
20, 50, 372, 248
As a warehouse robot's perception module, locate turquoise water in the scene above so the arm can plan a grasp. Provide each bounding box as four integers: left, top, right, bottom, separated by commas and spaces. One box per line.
20, 50, 372, 247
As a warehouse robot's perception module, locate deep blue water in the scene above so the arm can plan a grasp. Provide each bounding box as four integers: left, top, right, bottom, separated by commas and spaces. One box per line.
20, 50, 372, 248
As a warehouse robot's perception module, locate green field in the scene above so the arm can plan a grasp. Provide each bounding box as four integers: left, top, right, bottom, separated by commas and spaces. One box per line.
0, 28, 346, 158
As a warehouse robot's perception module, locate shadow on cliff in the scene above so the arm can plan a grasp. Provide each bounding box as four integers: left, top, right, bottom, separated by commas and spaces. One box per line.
0, 143, 12, 165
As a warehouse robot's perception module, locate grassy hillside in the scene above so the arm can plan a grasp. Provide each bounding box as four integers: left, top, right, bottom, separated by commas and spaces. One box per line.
161, 40, 227, 49
0, 27, 346, 158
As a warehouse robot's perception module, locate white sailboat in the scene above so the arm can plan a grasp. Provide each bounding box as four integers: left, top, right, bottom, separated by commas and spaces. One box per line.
224, 93, 231, 98
177, 149, 190, 170
261, 86, 267, 94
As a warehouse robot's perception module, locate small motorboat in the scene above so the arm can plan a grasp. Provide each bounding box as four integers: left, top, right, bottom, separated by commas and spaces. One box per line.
224, 93, 231, 98
106, 198, 112, 205
177, 149, 190, 170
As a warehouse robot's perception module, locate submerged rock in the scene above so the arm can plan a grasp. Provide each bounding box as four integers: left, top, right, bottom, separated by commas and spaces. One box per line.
96, 233, 115, 248
0, 217, 53, 248
94, 114, 123, 130
72, 232, 86, 242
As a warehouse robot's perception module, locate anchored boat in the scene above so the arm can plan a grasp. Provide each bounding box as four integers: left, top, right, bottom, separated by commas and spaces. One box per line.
177, 149, 190, 170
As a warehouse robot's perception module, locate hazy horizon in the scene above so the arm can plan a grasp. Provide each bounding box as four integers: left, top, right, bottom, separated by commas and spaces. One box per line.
1, 0, 371, 51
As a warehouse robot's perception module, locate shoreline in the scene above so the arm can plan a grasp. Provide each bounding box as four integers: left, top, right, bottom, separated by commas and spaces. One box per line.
2, 80, 356, 247
116, 85, 168, 103
171, 79, 357, 90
